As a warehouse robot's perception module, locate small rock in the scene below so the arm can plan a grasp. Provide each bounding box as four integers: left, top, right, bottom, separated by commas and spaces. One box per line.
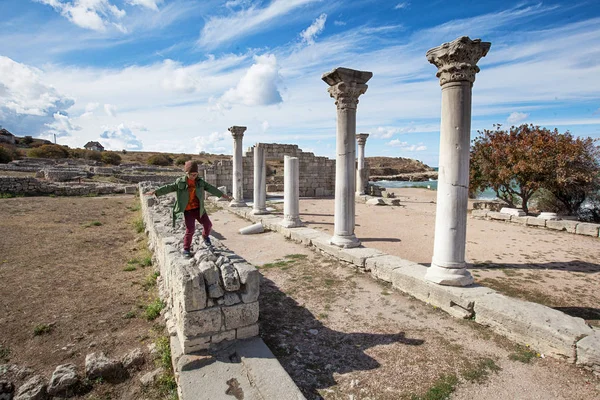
0, 380, 15, 396
147, 343, 157, 355
85, 353, 126, 382
366, 198, 386, 206
15, 375, 47, 400
139, 368, 164, 386
308, 329, 319, 335
47, 364, 79, 396
121, 349, 145, 370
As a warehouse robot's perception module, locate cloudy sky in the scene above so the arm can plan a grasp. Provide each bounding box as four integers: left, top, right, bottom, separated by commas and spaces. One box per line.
1, 0, 599, 166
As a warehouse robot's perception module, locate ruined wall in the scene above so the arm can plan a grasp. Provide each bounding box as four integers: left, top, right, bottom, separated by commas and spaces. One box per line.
139, 182, 260, 353
0, 176, 136, 196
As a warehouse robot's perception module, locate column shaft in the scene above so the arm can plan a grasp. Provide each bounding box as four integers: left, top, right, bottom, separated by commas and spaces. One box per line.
334, 108, 357, 239
280, 156, 302, 228
253, 145, 268, 215
228, 126, 247, 207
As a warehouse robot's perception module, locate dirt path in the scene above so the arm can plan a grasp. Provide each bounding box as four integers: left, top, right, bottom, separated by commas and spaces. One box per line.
294, 188, 600, 327
211, 208, 600, 400
0, 196, 175, 399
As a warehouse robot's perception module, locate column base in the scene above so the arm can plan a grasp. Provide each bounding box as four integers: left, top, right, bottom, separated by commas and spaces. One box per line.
424, 262, 474, 287
330, 234, 360, 248
280, 217, 303, 228
229, 200, 247, 208
252, 208, 269, 215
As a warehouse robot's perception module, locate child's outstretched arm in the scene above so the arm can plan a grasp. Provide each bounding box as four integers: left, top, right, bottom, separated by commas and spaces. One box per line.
145, 182, 178, 197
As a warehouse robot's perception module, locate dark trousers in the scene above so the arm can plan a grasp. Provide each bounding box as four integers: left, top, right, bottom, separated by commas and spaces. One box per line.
183, 208, 212, 251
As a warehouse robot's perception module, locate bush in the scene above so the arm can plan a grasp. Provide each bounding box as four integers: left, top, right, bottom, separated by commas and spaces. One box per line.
147, 154, 173, 166
29, 144, 69, 159
174, 154, 192, 166
0, 144, 20, 163
101, 151, 122, 165
22, 136, 34, 145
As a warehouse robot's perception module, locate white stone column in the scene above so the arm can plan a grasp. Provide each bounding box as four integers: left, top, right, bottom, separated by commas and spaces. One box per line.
356, 133, 369, 195
280, 156, 302, 228
425, 36, 491, 286
322, 67, 372, 248
228, 126, 247, 207
252, 144, 268, 215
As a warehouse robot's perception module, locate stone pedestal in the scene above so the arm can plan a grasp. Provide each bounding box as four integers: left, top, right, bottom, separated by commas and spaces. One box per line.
280, 156, 302, 228
322, 67, 372, 248
252, 145, 268, 215
356, 133, 369, 195
425, 36, 491, 286
228, 126, 247, 207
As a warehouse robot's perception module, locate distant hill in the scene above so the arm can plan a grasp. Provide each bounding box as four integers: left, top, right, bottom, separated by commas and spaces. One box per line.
366, 156, 434, 176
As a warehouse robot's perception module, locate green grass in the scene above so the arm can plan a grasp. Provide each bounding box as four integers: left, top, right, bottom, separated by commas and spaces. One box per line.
122, 310, 136, 319
155, 336, 172, 369
144, 298, 166, 321
127, 203, 141, 212
0, 344, 10, 362
133, 217, 145, 233
411, 374, 459, 400
461, 358, 501, 383
143, 271, 160, 290
123, 265, 137, 272
284, 254, 308, 260
0, 193, 18, 199
260, 260, 293, 269
140, 255, 153, 267
508, 345, 538, 363
83, 221, 102, 228
33, 324, 53, 336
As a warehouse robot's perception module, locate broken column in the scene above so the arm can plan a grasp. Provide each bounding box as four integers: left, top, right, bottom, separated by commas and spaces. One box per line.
356, 133, 369, 195
322, 67, 372, 248
424, 36, 491, 286
252, 144, 268, 215
280, 156, 302, 228
228, 126, 247, 207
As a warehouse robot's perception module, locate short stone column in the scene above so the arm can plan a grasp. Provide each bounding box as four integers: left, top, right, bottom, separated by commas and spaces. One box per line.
425, 36, 491, 286
252, 144, 268, 215
322, 67, 372, 248
356, 133, 369, 195
280, 156, 302, 228
228, 126, 247, 207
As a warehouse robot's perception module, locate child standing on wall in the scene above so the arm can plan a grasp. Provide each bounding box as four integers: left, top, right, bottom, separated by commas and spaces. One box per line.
145, 161, 230, 257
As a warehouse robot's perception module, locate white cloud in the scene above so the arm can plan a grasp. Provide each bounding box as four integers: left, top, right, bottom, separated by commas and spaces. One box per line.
388, 139, 426, 151
261, 120, 270, 132
507, 112, 529, 124
104, 103, 118, 117
301, 13, 327, 45
219, 54, 283, 107
35, 0, 127, 32
198, 0, 321, 49
99, 123, 143, 150
44, 111, 81, 138
80, 102, 99, 117
394, 2, 410, 10
225, 0, 252, 9
372, 126, 416, 139
127, 0, 163, 11
194, 130, 229, 153
333, 20, 346, 26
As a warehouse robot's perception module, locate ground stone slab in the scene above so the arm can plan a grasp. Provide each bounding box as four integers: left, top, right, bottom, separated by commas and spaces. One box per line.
338, 247, 386, 268
14, 375, 47, 400
85, 353, 126, 382
121, 348, 145, 370
47, 364, 79, 396
474, 293, 594, 361
546, 220, 579, 233
575, 223, 600, 237
576, 331, 600, 372
365, 254, 414, 283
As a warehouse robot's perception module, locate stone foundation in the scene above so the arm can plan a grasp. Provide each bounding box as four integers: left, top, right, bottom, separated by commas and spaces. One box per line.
0, 176, 135, 196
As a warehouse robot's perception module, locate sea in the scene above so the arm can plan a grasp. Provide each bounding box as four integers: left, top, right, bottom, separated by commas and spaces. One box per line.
373, 179, 498, 200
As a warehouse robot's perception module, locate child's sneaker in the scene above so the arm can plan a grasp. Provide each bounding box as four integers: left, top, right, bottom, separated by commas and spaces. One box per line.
203, 236, 214, 251
182, 249, 192, 258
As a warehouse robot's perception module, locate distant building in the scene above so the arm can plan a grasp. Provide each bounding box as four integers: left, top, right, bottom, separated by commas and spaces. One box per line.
84, 141, 105, 152
0, 129, 16, 145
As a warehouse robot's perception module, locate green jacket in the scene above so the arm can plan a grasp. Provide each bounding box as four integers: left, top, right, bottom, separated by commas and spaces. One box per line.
154, 176, 224, 226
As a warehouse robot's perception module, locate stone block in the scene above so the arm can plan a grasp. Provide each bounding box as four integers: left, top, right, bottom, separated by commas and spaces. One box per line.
576, 331, 600, 372
526, 217, 546, 227
365, 254, 413, 282
288, 227, 323, 245
546, 220, 579, 233
391, 264, 495, 319
575, 223, 600, 237
474, 293, 593, 361
234, 262, 260, 303
180, 334, 211, 353
223, 301, 259, 329
183, 307, 223, 337
237, 323, 260, 339
311, 234, 341, 258
211, 329, 236, 344
487, 211, 511, 221
338, 247, 386, 268
511, 216, 528, 225
500, 207, 526, 216
181, 265, 206, 312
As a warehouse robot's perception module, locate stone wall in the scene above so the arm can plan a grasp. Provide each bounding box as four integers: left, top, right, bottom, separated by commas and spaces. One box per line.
0, 176, 136, 196
139, 183, 260, 353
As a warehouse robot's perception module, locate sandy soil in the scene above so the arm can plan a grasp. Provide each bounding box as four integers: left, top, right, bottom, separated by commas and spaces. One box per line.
293, 188, 600, 326
0, 196, 173, 399
211, 208, 600, 400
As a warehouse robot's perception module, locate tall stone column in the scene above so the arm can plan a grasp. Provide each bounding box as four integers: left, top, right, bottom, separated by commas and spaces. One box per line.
356, 133, 369, 195
228, 126, 247, 207
252, 144, 268, 215
322, 67, 372, 248
425, 36, 491, 286
280, 156, 302, 228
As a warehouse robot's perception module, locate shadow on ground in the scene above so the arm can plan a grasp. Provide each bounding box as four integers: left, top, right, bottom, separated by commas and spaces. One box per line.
471, 260, 600, 273
258, 276, 424, 399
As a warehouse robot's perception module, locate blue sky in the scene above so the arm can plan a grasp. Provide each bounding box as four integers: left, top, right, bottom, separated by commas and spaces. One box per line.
0, 0, 599, 167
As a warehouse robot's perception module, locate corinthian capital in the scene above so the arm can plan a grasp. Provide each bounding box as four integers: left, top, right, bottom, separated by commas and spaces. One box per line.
228, 126, 247, 139
356, 133, 369, 146
322, 67, 372, 110
426, 36, 491, 86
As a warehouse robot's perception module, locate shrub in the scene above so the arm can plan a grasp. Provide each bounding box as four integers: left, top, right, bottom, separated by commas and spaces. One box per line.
22, 136, 34, 145
29, 144, 69, 159
122, 149, 127, 154
147, 154, 173, 166
85, 151, 102, 162
0, 146, 13, 163
101, 151, 122, 165
174, 154, 192, 166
